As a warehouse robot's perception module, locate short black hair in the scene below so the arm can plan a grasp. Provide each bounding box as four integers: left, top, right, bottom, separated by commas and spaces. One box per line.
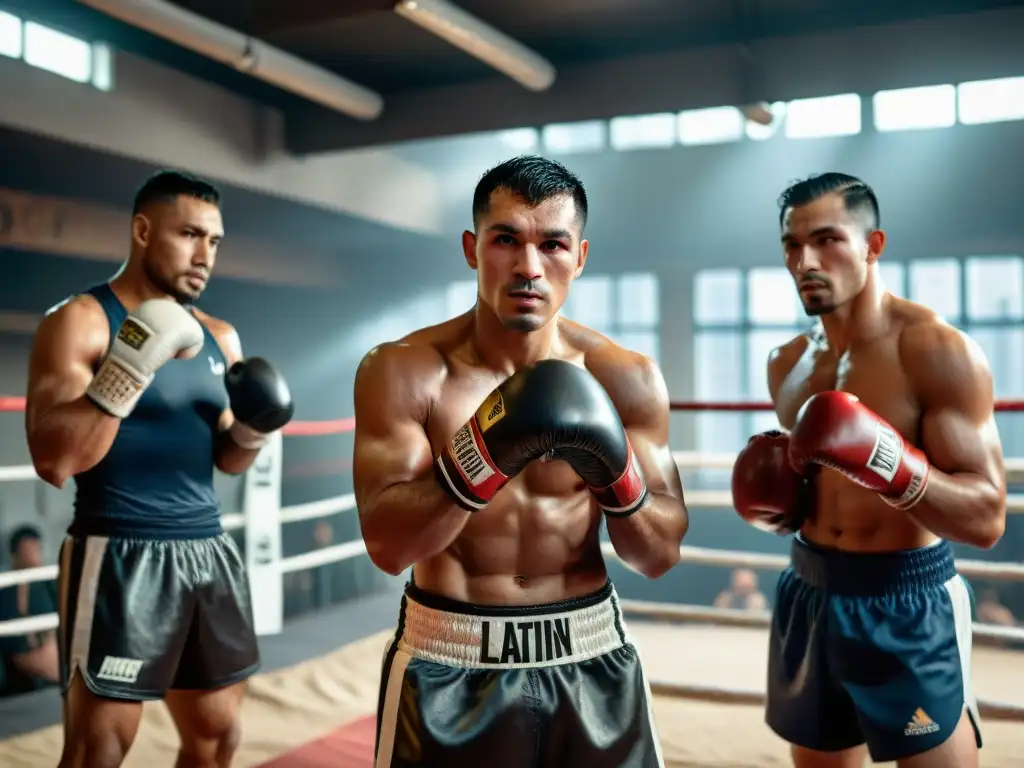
778, 172, 879, 230
8, 524, 41, 556
133, 170, 221, 215
472, 155, 588, 232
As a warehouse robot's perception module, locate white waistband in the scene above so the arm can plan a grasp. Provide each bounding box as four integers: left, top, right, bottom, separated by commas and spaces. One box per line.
398, 587, 628, 669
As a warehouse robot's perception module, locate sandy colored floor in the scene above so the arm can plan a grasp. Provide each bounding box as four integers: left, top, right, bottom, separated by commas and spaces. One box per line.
1, 622, 1021, 767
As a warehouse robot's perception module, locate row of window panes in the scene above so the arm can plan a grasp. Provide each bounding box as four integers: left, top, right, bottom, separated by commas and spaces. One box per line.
694, 257, 1024, 327
0, 11, 112, 91
499, 77, 1024, 154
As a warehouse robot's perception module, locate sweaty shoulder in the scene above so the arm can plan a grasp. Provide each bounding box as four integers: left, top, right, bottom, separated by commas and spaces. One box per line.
193, 308, 241, 363
354, 318, 464, 425
36, 293, 110, 359
898, 308, 991, 406
577, 328, 669, 423
767, 330, 813, 397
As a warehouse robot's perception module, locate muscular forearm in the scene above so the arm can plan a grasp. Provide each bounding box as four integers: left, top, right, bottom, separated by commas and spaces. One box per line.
215, 429, 262, 475
606, 492, 688, 578
28, 397, 121, 487
907, 469, 1005, 549
359, 470, 472, 575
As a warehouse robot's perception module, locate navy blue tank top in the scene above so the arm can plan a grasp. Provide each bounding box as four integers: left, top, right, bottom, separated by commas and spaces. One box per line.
71, 284, 228, 539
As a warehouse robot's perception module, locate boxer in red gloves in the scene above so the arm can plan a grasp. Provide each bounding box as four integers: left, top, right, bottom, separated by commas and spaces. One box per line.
732, 173, 1006, 767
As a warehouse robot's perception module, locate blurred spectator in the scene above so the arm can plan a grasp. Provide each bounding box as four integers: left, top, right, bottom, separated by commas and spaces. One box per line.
283, 520, 336, 617
0, 525, 59, 697
714, 568, 769, 611
976, 587, 1016, 627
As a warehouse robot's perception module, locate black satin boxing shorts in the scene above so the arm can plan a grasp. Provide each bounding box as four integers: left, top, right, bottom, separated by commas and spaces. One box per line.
374, 581, 664, 768
57, 533, 260, 700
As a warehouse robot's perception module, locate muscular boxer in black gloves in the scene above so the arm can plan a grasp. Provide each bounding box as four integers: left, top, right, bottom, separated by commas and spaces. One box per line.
354, 157, 689, 768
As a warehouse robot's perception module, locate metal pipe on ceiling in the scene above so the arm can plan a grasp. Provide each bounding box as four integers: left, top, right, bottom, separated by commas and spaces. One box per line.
393, 0, 555, 92
76, 0, 384, 121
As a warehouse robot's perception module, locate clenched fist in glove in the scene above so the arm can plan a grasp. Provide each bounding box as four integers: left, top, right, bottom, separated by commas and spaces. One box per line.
87, 299, 204, 419
732, 430, 816, 534
789, 391, 930, 510
435, 359, 648, 516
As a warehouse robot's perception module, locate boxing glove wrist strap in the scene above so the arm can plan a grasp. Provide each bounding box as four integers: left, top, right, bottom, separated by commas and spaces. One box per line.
880, 468, 930, 511
435, 419, 509, 512
86, 356, 152, 419
229, 420, 270, 451
592, 445, 648, 518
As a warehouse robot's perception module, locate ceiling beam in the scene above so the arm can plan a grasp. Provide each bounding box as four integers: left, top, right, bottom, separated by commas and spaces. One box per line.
285, 7, 1024, 153
249, 0, 391, 36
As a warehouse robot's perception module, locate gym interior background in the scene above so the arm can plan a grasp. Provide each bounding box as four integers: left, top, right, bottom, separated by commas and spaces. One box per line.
0, 0, 1022, 711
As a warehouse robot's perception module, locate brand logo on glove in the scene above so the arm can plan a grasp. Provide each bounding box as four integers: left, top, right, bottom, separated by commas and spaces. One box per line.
451, 424, 495, 486
476, 391, 506, 433
866, 424, 902, 483
117, 319, 149, 350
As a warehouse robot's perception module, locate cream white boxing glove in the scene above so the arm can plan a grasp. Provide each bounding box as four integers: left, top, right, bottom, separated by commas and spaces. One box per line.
87, 299, 205, 418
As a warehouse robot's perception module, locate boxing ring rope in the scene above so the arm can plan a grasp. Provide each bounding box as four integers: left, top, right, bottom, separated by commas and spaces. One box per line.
2, 397, 1024, 721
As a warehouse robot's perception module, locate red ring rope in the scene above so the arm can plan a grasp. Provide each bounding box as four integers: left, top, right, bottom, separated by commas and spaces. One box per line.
3, 397, 1023, 435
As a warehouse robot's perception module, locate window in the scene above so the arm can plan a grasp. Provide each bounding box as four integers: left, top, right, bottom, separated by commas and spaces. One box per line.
542, 120, 606, 154
0, 11, 21, 59
563, 273, 660, 360
878, 261, 906, 298
91, 43, 113, 91
446, 280, 477, 317
873, 84, 956, 132
562, 276, 613, 328
616, 272, 659, 360
24, 21, 92, 84
694, 332, 746, 454
747, 267, 801, 325
909, 259, 961, 322
609, 113, 676, 151
617, 272, 659, 328
694, 269, 743, 326
785, 93, 862, 139
958, 77, 1024, 125
8, 17, 113, 90
497, 128, 538, 152
966, 256, 1023, 321
745, 101, 787, 141
693, 267, 803, 460
678, 106, 744, 146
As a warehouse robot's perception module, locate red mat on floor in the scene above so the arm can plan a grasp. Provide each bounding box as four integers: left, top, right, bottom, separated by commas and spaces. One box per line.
256, 713, 376, 767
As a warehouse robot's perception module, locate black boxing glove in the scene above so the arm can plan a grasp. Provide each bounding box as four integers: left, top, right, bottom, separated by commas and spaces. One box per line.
731, 430, 817, 535
225, 357, 295, 450
435, 359, 648, 516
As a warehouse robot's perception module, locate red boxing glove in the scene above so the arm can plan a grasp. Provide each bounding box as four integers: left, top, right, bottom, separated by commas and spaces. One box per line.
732, 430, 814, 534
789, 391, 930, 510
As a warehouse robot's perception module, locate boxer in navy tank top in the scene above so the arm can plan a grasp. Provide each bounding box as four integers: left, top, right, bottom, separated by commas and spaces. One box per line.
24, 171, 294, 768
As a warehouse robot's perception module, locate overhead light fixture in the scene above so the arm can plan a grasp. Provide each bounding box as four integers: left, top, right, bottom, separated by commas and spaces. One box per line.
76, 0, 383, 120
394, 0, 556, 92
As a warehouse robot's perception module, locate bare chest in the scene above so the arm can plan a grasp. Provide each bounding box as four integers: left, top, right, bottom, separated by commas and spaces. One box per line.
774, 337, 920, 439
